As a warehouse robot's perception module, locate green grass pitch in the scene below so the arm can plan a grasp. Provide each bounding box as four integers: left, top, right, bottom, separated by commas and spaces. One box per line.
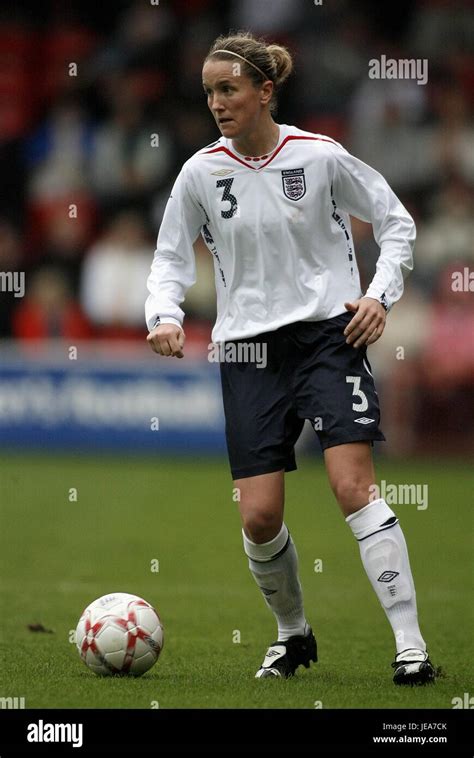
0, 453, 472, 709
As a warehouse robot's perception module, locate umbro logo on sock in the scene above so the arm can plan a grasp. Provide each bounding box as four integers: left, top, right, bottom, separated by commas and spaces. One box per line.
261, 587, 277, 596
377, 571, 400, 582
265, 649, 280, 657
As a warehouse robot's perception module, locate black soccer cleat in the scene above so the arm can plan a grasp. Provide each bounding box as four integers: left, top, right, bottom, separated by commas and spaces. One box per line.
255, 625, 317, 679
392, 648, 438, 685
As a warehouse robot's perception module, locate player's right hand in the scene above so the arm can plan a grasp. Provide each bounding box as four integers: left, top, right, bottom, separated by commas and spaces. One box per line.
147, 324, 185, 358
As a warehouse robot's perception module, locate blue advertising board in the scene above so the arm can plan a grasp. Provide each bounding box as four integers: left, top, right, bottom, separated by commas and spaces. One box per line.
0, 342, 227, 452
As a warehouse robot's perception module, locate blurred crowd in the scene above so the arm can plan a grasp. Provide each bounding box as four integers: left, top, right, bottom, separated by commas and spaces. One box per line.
0, 0, 472, 452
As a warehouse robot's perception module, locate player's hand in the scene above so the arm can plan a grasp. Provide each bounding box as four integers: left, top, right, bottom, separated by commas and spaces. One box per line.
147, 324, 185, 358
343, 297, 386, 348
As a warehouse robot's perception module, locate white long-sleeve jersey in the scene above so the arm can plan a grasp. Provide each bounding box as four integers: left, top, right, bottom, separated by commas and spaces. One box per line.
145, 124, 415, 342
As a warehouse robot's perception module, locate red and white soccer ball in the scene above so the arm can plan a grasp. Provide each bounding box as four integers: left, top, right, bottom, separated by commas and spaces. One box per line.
75, 592, 164, 676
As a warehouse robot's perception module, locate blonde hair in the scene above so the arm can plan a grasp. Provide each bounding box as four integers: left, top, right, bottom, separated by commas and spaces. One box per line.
205, 31, 293, 114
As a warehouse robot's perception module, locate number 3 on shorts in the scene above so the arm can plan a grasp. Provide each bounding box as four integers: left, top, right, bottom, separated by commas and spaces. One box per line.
346, 375, 368, 412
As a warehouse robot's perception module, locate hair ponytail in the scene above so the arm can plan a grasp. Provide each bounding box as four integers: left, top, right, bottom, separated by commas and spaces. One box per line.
266, 44, 293, 88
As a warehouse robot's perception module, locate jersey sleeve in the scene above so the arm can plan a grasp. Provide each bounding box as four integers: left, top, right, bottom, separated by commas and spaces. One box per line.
145, 162, 206, 331
329, 144, 415, 311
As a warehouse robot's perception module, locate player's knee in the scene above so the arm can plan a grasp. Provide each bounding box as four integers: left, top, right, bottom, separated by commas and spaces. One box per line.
332, 475, 372, 515
241, 509, 282, 544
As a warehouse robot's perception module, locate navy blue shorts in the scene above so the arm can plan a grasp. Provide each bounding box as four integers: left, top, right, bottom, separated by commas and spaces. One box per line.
219, 312, 385, 480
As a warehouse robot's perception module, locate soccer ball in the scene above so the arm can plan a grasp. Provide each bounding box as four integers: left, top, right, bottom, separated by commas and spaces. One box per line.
75, 592, 164, 676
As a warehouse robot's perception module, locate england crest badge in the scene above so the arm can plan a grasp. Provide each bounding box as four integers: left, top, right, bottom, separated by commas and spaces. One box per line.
281, 168, 306, 201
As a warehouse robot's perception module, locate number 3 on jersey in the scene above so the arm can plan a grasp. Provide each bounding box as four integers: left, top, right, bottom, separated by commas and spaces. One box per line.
346, 375, 368, 412
216, 178, 239, 219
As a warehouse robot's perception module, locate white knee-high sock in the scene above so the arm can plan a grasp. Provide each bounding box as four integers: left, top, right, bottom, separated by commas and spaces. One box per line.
346, 498, 426, 654
243, 524, 308, 641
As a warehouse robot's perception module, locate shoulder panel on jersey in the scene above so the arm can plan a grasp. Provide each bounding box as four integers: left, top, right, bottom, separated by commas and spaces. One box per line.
257, 134, 343, 169
183, 139, 225, 167
283, 135, 340, 148
202, 139, 221, 150
285, 125, 344, 148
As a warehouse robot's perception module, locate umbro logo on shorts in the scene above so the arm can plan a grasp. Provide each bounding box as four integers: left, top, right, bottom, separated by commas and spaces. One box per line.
377, 571, 399, 582
261, 587, 277, 596
354, 417, 375, 425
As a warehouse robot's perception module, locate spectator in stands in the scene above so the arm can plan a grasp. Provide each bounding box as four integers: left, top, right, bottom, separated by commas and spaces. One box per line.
170, 106, 217, 168
415, 259, 474, 454
24, 93, 94, 200
80, 210, 153, 337
36, 205, 93, 295
432, 82, 474, 185
368, 283, 431, 455
13, 266, 92, 340
349, 44, 432, 191
90, 81, 172, 206
89, 0, 176, 74
413, 177, 474, 293
229, 0, 304, 36
296, 14, 370, 117
374, 259, 474, 456
419, 259, 474, 390
408, 1, 474, 61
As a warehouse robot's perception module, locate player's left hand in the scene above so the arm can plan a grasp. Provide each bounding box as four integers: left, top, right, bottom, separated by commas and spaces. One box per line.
343, 297, 386, 348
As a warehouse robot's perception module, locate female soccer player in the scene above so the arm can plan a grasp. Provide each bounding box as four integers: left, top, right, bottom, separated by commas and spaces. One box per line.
146, 32, 437, 685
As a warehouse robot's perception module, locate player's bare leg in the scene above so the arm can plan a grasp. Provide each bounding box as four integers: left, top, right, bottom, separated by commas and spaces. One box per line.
324, 442, 437, 685
237, 470, 285, 544
236, 471, 317, 678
